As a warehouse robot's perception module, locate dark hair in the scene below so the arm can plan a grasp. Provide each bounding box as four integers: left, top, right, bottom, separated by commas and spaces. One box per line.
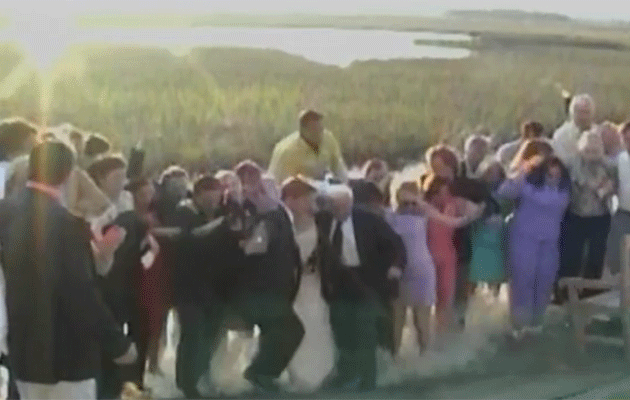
193, 175, 222, 195
526, 156, 571, 191
352, 180, 384, 205
620, 121, 630, 135
425, 145, 460, 176
83, 133, 111, 158
28, 140, 75, 186
521, 121, 544, 139
423, 174, 452, 202
0, 117, 38, 155
125, 176, 150, 193
87, 155, 127, 184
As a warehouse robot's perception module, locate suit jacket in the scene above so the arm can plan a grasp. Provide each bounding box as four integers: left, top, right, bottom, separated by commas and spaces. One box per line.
316, 208, 406, 302
98, 210, 148, 323
0, 188, 129, 384
237, 206, 302, 301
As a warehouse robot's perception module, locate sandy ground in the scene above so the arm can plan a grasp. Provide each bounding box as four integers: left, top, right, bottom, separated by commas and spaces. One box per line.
137, 284, 630, 399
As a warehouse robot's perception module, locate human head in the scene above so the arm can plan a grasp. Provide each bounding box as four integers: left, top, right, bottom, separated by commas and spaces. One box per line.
395, 181, 420, 210
327, 184, 353, 221
192, 175, 223, 216
0, 117, 39, 158
215, 169, 242, 204
235, 160, 264, 201
520, 120, 544, 140
281, 176, 317, 218
362, 159, 389, 184
620, 121, 630, 153
28, 140, 75, 187
570, 94, 595, 131
126, 177, 155, 212
464, 135, 490, 167
509, 138, 554, 173
299, 110, 324, 148
352, 180, 384, 208
159, 165, 189, 199
83, 133, 111, 159
599, 121, 622, 158
577, 130, 605, 163
480, 160, 506, 189
87, 155, 127, 200
425, 145, 459, 181
527, 156, 570, 190
422, 173, 452, 207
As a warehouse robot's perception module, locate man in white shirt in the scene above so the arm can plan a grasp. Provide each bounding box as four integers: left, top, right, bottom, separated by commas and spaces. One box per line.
552, 94, 596, 167
606, 121, 630, 276
323, 184, 404, 392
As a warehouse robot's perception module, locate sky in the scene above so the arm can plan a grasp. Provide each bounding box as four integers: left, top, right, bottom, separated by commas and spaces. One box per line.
2, 0, 630, 22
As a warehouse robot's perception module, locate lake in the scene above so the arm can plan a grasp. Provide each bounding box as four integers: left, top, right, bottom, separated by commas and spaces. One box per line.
1, 25, 472, 68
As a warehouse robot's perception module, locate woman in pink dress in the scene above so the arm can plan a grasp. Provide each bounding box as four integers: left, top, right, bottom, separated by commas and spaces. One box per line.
424, 174, 460, 339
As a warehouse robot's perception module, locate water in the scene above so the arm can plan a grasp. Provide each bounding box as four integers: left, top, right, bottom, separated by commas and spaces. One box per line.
0, 25, 472, 69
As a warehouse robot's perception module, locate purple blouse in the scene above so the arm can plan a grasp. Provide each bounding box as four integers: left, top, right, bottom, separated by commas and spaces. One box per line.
498, 175, 570, 240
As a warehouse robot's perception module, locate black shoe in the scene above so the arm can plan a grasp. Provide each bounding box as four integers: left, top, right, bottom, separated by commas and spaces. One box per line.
244, 370, 280, 394
324, 373, 360, 390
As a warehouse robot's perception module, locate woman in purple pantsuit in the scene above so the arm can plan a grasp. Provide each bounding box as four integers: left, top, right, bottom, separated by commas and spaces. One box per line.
498, 156, 570, 338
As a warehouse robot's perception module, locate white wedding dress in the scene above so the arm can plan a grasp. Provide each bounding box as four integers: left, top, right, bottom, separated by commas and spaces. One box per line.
287, 224, 336, 393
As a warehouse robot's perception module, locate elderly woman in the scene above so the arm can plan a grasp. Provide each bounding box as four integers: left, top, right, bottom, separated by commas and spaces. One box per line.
552, 94, 596, 167
599, 121, 624, 163
560, 131, 615, 283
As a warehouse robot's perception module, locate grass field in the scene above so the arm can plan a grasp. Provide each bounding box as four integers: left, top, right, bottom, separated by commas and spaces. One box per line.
1, 14, 630, 171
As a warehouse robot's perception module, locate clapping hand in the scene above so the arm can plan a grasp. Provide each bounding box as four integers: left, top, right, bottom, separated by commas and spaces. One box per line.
387, 266, 403, 280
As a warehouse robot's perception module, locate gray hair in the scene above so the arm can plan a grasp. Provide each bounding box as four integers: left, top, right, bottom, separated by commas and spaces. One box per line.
569, 94, 595, 117
464, 134, 490, 153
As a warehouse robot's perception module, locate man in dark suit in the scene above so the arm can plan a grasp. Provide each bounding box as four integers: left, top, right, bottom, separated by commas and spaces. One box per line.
171, 175, 234, 399
318, 185, 405, 392
0, 140, 136, 400
232, 162, 304, 393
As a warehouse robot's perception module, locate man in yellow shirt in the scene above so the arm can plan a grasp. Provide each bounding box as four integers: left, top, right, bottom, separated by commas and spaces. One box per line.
268, 110, 348, 183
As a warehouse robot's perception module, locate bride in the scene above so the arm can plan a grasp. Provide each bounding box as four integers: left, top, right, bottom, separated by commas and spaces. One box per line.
281, 177, 336, 393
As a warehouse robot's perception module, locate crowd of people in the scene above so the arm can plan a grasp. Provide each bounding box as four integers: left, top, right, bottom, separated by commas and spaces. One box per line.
0, 93, 628, 399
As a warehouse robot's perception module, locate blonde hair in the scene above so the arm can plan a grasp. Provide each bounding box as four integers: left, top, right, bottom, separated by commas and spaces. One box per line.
577, 130, 604, 159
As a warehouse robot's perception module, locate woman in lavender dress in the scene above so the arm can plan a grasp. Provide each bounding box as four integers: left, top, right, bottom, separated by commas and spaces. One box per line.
497, 156, 570, 338
388, 182, 437, 354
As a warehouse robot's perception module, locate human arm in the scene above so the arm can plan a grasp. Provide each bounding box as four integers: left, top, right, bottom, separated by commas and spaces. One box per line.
267, 143, 288, 184
74, 168, 112, 218
497, 170, 528, 200
61, 218, 132, 361
329, 132, 349, 183
415, 197, 484, 228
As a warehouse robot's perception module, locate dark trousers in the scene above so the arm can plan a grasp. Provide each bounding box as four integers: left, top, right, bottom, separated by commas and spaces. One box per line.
559, 213, 611, 280
233, 292, 304, 379
97, 315, 141, 400
329, 296, 380, 390
175, 301, 225, 399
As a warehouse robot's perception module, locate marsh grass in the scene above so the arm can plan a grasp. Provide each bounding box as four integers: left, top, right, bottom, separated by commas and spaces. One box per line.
0, 37, 629, 170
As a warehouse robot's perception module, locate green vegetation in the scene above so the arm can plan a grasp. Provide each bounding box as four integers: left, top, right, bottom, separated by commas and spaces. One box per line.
1, 14, 630, 171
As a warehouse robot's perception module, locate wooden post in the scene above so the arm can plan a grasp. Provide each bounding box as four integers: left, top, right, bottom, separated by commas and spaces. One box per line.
621, 235, 630, 359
